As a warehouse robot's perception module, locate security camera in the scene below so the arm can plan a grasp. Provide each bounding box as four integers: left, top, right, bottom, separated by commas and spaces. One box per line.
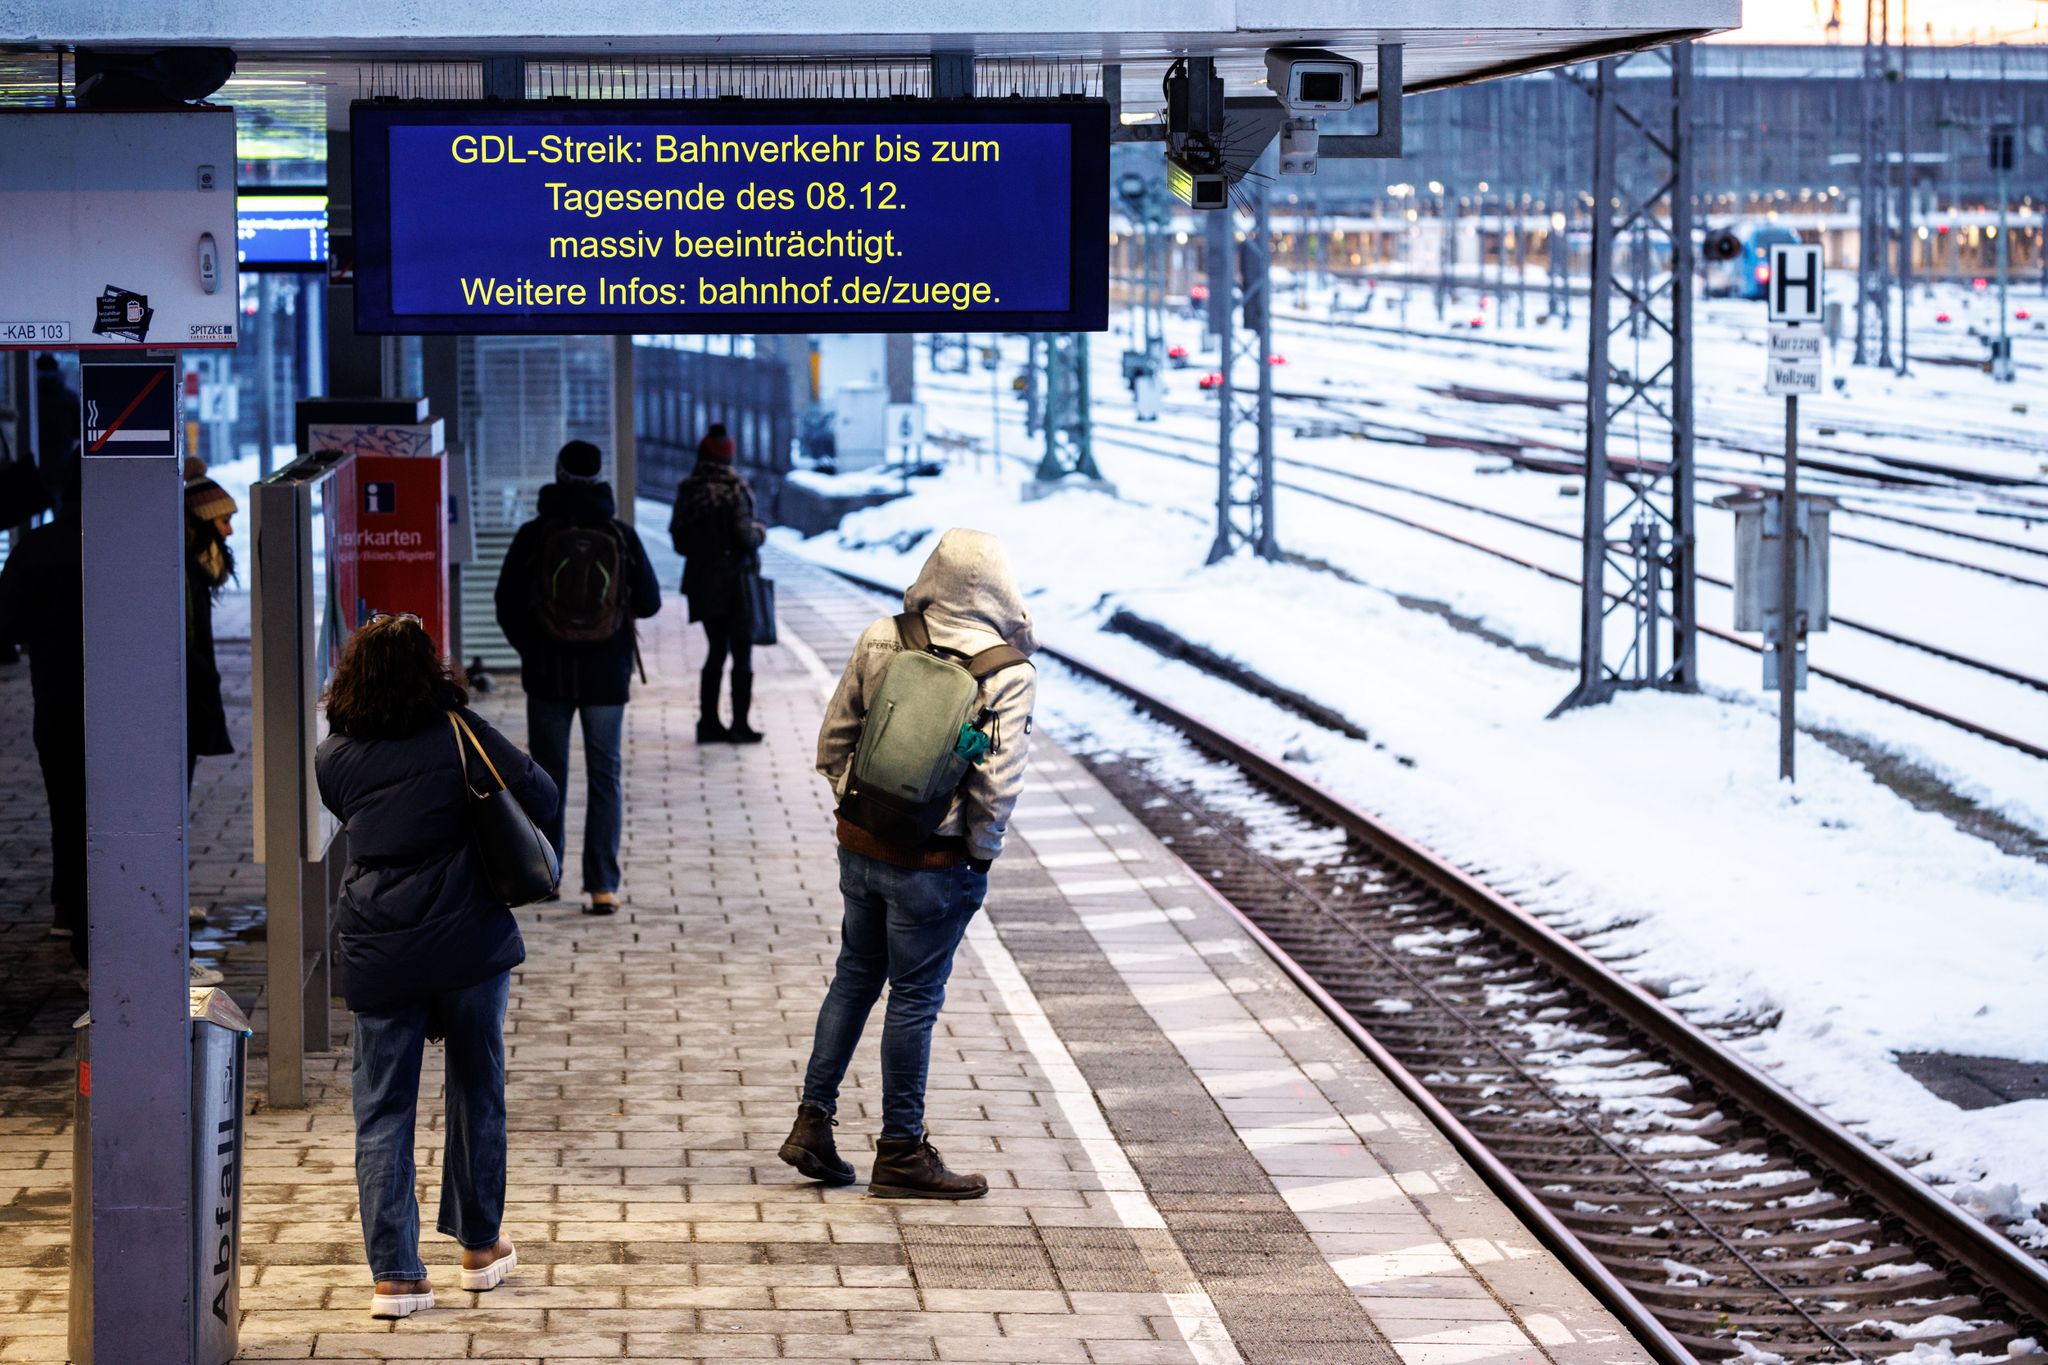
1264, 47, 1363, 114
1167, 154, 1229, 211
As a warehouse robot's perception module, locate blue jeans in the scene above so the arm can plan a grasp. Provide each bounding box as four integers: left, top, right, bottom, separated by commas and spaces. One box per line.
526, 697, 625, 894
801, 849, 988, 1141
351, 971, 510, 1284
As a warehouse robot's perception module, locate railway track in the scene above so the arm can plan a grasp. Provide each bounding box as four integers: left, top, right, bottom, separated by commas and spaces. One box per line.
920, 376, 2048, 759
1061, 415, 2048, 757
818, 560, 2048, 1364
925, 369, 2048, 583
1077, 415, 2048, 695
1278, 392, 2048, 541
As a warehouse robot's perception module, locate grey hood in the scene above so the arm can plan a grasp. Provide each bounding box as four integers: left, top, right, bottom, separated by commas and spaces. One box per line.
903, 528, 1036, 658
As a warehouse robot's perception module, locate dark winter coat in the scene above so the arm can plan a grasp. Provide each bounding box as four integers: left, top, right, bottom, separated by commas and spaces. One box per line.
186, 530, 233, 758
670, 460, 766, 622
36, 374, 80, 507
315, 707, 557, 1014
0, 509, 83, 736
494, 480, 661, 705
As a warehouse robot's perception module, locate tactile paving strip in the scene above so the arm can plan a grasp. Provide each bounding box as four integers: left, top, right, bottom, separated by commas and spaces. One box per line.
900, 1224, 1063, 1291
984, 852, 1404, 1365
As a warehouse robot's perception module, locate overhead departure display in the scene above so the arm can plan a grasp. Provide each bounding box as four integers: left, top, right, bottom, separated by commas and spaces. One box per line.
350, 101, 1108, 335
238, 193, 329, 269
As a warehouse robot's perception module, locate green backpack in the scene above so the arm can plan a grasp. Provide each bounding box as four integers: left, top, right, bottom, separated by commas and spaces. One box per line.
841, 613, 1030, 846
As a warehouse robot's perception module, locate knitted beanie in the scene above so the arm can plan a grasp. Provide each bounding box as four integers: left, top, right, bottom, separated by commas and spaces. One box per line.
185, 462, 237, 522
556, 439, 604, 483
697, 423, 734, 462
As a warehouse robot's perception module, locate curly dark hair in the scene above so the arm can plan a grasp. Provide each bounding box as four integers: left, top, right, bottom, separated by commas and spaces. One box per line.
322, 615, 468, 739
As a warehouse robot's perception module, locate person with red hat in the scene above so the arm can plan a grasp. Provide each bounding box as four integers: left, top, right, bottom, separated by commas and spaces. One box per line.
669, 423, 768, 744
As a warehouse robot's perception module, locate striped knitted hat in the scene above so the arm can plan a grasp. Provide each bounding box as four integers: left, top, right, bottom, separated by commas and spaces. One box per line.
184, 456, 237, 522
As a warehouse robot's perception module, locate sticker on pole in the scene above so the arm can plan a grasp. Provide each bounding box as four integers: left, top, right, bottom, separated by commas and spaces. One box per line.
1765, 242, 1824, 324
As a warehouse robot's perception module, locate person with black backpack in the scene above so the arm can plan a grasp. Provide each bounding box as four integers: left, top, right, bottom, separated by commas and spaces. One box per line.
493, 440, 661, 916
779, 529, 1036, 1199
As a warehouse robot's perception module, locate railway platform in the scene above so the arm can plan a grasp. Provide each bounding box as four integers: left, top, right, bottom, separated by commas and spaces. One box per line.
0, 540, 1644, 1365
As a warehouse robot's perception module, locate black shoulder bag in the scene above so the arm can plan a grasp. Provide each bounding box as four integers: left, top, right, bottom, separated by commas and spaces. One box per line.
449, 712, 561, 907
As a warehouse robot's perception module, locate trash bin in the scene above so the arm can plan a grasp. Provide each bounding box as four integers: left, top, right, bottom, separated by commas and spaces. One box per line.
69, 987, 252, 1365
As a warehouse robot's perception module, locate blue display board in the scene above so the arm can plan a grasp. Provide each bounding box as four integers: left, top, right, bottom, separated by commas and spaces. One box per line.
351, 102, 1108, 335
237, 192, 329, 269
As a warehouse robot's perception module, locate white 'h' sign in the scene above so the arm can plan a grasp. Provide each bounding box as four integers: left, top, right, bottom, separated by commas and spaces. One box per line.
1767, 243, 1825, 324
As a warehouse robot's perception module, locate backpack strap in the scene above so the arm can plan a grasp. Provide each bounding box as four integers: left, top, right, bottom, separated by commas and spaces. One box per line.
965, 644, 1030, 681
894, 612, 933, 654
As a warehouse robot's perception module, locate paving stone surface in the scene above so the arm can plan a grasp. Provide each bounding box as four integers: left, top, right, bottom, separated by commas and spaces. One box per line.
0, 533, 1645, 1365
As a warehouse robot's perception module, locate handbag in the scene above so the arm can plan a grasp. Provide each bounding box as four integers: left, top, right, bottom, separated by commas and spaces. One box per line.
743, 572, 778, 647
449, 712, 561, 907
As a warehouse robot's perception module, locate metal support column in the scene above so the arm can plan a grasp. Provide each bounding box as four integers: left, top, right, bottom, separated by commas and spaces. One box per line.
1895, 10, 1913, 377
1034, 333, 1099, 482
612, 334, 636, 525
81, 351, 194, 1360
1554, 42, 1698, 714
1208, 161, 1277, 564
1853, 5, 1892, 368
1021, 335, 1042, 437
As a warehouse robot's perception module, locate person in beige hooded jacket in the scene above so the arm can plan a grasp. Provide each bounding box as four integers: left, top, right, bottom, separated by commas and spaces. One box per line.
780, 529, 1036, 1199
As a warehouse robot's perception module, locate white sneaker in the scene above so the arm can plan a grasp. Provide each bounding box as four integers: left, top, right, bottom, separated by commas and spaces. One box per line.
459, 1242, 517, 1292
369, 1287, 434, 1319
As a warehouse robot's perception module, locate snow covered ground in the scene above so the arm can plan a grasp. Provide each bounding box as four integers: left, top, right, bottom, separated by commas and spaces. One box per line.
785, 284, 2048, 1256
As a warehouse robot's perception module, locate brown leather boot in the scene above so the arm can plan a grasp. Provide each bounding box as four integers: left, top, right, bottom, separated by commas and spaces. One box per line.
868, 1135, 988, 1200
778, 1102, 855, 1186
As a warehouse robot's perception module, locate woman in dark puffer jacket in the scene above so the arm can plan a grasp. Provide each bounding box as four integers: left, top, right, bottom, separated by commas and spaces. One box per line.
670, 423, 768, 743
315, 613, 558, 1320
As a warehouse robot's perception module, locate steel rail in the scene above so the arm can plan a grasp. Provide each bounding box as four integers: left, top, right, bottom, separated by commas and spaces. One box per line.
822, 559, 2048, 1344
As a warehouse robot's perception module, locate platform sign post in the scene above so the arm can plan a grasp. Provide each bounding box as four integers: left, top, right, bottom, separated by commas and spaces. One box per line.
79, 351, 197, 1361
1765, 242, 1823, 780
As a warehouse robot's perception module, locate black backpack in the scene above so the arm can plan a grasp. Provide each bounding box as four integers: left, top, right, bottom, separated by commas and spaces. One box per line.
532, 520, 630, 644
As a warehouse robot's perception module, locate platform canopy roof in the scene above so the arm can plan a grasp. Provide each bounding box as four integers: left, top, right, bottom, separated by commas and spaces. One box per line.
5, 2, 1738, 86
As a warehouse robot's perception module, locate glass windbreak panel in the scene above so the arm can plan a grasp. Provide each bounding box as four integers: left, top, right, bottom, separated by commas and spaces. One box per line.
463, 334, 614, 533
307, 471, 333, 685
